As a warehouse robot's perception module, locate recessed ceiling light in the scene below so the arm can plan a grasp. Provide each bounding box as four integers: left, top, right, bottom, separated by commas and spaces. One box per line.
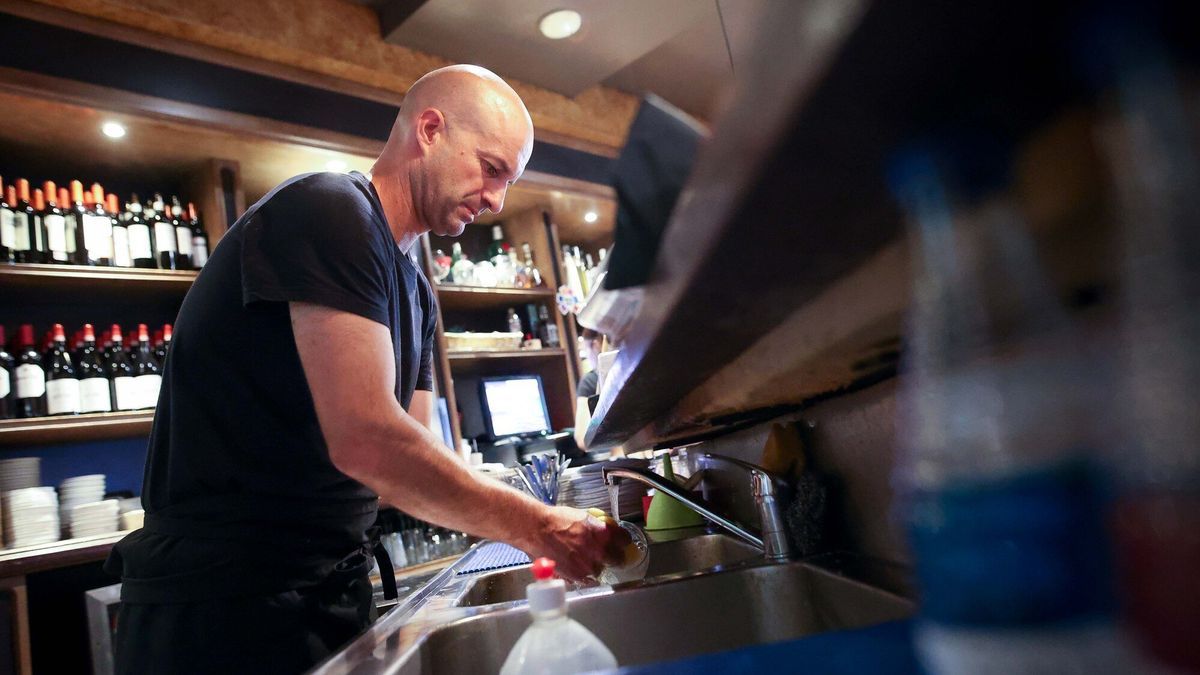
583, 210, 598, 223
325, 160, 348, 172
101, 121, 126, 139
539, 9, 582, 39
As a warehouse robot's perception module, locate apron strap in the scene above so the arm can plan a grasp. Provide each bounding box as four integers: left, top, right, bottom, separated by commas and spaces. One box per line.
364, 526, 398, 600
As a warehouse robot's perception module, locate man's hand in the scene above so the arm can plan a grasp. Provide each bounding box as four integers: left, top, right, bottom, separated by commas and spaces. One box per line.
520, 506, 632, 581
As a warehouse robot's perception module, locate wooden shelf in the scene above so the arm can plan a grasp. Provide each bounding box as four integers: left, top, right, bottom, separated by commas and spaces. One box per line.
448, 348, 566, 362
0, 411, 154, 447
0, 532, 127, 577
0, 263, 197, 292
435, 285, 555, 311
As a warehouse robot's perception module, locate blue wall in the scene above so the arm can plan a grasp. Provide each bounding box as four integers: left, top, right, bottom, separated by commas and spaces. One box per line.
9, 437, 149, 497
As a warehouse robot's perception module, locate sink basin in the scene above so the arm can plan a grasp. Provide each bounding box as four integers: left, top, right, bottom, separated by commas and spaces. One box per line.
456, 533, 761, 607
407, 560, 913, 674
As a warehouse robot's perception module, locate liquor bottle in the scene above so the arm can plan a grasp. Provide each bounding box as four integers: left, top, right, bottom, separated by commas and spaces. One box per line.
67, 181, 90, 265
129, 323, 162, 410
44, 323, 81, 416
58, 187, 77, 262
42, 181, 70, 264
0, 325, 14, 419
188, 203, 209, 268
171, 197, 193, 270
154, 323, 172, 366
12, 179, 44, 263
86, 183, 114, 266
0, 179, 14, 263
29, 187, 50, 264
13, 324, 46, 418
487, 225, 508, 260
449, 242, 474, 285
538, 305, 560, 348
149, 193, 177, 270
125, 194, 155, 269
506, 307, 523, 334
520, 242, 543, 288
107, 193, 132, 268
106, 325, 137, 411
77, 324, 112, 413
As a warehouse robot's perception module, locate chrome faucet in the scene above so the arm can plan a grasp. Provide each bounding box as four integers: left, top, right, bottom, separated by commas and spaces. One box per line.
602, 453, 794, 562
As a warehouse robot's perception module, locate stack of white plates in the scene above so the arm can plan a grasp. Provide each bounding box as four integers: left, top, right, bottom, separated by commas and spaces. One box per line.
558, 466, 646, 518
69, 500, 120, 538
119, 509, 145, 531
0, 457, 41, 492
3, 487, 60, 548
59, 475, 107, 534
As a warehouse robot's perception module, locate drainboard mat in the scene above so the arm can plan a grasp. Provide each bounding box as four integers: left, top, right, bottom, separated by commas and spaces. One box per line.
456, 542, 531, 575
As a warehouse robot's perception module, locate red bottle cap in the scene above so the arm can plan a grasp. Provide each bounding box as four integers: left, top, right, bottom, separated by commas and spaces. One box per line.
107, 194, 119, 213
70, 181, 84, 204
33, 189, 45, 211
58, 188, 70, 209
162, 324, 173, 341
16, 179, 30, 203
531, 557, 556, 581
51, 323, 66, 343
137, 323, 150, 342
18, 324, 35, 348
43, 181, 57, 206
4, 186, 14, 207
110, 324, 123, 342
153, 329, 163, 345
91, 184, 104, 208
187, 202, 198, 221
83, 324, 96, 342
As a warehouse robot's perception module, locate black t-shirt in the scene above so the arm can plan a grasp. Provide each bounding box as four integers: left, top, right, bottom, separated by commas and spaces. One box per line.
576, 370, 598, 398
108, 172, 437, 602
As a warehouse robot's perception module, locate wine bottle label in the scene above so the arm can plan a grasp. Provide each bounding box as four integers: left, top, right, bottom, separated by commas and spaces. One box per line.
129, 224, 153, 259
192, 237, 209, 267
12, 212, 31, 251
154, 223, 177, 253
113, 377, 139, 410
0, 209, 14, 248
65, 213, 78, 254
90, 214, 114, 259
15, 364, 45, 398
45, 214, 68, 253
0, 369, 9, 398
79, 378, 113, 413
46, 378, 81, 415
176, 226, 193, 256
134, 374, 162, 409
112, 226, 132, 267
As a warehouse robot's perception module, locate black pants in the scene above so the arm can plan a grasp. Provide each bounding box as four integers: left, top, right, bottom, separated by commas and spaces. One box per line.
113, 572, 375, 675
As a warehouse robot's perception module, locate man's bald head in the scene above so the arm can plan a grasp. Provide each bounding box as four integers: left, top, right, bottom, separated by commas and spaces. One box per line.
374, 65, 535, 237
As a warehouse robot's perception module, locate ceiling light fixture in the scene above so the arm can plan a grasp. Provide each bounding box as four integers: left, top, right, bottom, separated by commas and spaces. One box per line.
583, 210, 598, 223
101, 121, 126, 139
539, 9, 582, 39
325, 160, 348, 172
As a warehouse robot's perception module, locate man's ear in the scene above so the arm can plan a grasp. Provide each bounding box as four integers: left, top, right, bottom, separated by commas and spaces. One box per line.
415, 109, 445, 154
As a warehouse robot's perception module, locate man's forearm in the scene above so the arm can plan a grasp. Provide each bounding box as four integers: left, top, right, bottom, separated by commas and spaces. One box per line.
341, 402, 548, 550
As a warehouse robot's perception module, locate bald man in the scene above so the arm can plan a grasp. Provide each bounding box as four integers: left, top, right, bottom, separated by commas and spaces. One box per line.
105, 65, 624, 674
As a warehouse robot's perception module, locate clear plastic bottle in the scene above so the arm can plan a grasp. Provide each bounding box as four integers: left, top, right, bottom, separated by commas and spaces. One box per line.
499, 557, 618, 675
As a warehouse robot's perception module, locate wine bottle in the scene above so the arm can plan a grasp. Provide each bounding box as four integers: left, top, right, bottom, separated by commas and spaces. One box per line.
188, 202, 209, 268
14, 324, 46, 418
107, 193, 132, 268
149, 193, 177, 270
154, 323, 172, 366
86, 183, 114, 266
12, 179, 43, 264
58, 187, 77, 262
0, 176, 13, 263
520, 242, 543, 288
129, 323, 162, 410
126, 194, 155, 269
44, 323, 81, 416
538, 305, 559, 347
42, 181, 70, 264
0, 325, 14, 419
487, 225, 507, 260
29, 186, 51, 264
67, 181, 89, 264
507, 307, 523, 334
171, 196, 192, 270
107, 324, 137, 411
77, 324, 112, 413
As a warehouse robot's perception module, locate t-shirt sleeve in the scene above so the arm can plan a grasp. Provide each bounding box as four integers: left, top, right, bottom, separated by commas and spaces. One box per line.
576, 370, 599, 398
241, 174, 392, 327
415, 278, 438, 391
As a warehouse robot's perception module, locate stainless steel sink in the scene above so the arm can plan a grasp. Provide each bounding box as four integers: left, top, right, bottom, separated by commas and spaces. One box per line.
456, 533, 762, 607
407, 560, 913, 674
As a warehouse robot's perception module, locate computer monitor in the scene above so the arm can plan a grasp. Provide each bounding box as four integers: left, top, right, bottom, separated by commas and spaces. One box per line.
479, 375, 552, 440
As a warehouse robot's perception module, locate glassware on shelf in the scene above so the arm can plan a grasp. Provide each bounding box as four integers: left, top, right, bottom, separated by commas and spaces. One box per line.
431, 249, 452, 284
450, 242, 475, 286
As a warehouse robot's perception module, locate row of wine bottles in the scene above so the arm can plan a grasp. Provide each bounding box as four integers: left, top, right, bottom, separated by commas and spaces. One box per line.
0, 322, 173, 420
0, 176, 209, 270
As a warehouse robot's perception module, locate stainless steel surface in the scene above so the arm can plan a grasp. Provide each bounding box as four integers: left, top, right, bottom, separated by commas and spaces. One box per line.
456, 533, 760, 607
603, 452, 796, 559
316, 552, 913, 674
